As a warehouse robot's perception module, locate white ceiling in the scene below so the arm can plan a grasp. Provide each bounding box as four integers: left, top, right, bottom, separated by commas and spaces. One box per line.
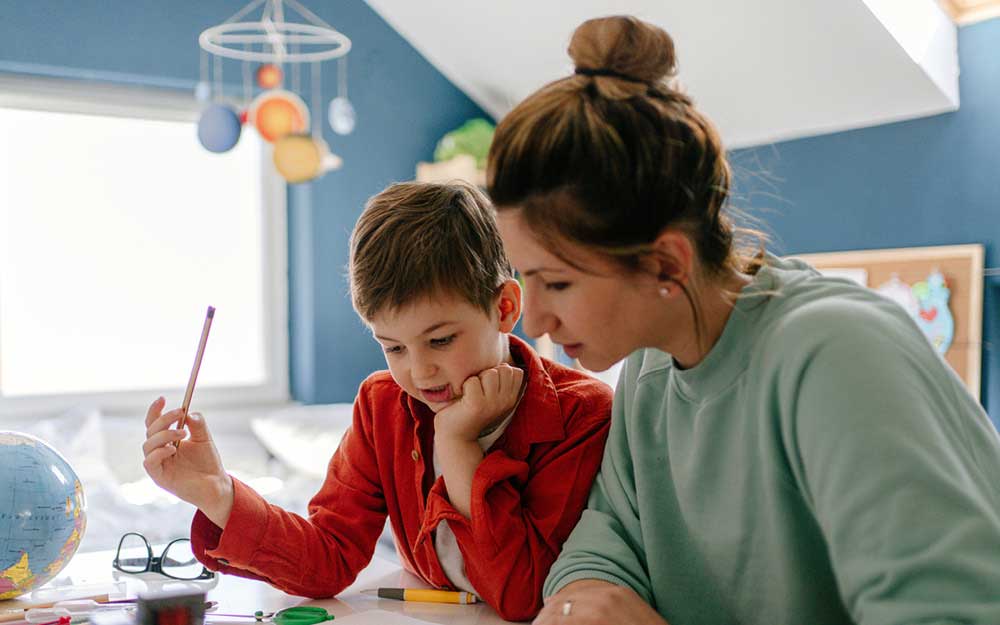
364, 0, 958, 149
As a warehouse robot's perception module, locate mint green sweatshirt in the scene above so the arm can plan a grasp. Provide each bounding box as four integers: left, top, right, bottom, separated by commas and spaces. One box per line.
545, 255, 1000, 625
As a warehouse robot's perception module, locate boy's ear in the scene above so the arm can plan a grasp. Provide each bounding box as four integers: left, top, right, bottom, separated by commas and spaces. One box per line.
496, 278, 522, 333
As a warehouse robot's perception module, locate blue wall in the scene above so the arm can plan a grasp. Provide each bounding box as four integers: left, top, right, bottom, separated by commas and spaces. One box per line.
1, 1, 487, 404
730, 18, 1000, 423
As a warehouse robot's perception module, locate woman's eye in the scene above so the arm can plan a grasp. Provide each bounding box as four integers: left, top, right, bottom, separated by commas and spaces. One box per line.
430, 334, 457, 347
383, 345, 403, 355
545, 282, 571, 292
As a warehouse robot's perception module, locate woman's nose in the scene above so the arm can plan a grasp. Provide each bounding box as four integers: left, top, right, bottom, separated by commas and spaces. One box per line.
521, 296, 558, 339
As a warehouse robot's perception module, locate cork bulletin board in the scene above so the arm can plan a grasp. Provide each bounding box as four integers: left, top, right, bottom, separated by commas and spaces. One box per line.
794, 244, 985, 399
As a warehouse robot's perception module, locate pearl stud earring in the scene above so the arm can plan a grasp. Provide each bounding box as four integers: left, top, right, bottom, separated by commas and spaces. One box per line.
659, 286, 670, 298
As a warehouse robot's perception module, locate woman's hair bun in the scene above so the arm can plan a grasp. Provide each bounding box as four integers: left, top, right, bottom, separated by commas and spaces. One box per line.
568, 15, 676, 84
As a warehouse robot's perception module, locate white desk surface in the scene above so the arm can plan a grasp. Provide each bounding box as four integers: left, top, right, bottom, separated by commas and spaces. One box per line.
41, 549, 517, 625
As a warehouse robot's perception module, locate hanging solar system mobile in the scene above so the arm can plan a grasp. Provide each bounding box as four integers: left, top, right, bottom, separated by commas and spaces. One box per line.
195, 0, 354, 183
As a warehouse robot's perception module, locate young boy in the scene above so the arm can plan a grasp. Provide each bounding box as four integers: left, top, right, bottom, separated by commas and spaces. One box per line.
141, 182, 612, 621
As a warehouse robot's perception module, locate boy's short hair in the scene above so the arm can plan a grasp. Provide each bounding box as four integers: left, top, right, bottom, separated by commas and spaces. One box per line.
349, 181, 515, 322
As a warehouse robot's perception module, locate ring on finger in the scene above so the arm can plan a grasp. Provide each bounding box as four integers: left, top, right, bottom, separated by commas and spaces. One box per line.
561, 600, 572, 616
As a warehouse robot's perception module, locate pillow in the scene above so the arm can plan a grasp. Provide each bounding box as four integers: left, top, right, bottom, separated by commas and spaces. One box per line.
17, 406, 118, 488
250, 403, 354, 479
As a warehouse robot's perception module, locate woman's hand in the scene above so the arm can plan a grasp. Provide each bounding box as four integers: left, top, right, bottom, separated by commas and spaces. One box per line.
533, 580, 669, 625
142, 397, 234, 527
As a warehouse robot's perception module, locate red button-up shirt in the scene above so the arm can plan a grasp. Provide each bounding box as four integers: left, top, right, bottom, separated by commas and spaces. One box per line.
190, 335, 612, 621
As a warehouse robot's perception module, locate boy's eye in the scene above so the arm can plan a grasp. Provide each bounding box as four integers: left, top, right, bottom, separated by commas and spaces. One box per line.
430, 334, 457, 347
545, 282, 571, 292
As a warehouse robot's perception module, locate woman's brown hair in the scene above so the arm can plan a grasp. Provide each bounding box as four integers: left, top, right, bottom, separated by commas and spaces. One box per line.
487, 15, 764, 281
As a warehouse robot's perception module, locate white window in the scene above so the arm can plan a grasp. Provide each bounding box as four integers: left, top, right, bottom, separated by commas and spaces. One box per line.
0, 75, 288, 418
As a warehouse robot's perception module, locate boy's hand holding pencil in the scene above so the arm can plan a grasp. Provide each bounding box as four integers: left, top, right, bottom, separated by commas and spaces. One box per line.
142, 399, 233, 526
140, 306, 235, 528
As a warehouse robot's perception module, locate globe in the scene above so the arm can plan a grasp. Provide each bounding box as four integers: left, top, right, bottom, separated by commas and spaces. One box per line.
0, 432, 86, 599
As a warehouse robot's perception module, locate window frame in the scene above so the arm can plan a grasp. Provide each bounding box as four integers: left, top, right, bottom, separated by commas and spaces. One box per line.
0, 73, 290, 419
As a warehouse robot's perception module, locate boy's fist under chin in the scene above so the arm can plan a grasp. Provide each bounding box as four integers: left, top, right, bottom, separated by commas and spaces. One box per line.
434, 364, 525, 442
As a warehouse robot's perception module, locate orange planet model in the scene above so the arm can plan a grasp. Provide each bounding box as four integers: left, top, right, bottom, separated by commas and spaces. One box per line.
255, 64, 283, 89
249, 90, 310, 143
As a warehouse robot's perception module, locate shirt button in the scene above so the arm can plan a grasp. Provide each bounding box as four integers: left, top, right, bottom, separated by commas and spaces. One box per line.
411, 449, 420, 461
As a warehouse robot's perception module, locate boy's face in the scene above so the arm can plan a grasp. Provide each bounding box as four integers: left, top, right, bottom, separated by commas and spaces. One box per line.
370, 285, 520, 413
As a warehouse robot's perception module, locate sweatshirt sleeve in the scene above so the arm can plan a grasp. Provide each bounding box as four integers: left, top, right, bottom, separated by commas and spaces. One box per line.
542, 356, 656, 604
190, 389, 389, 598
424, 387, 612, 621
779, 300, 1000, 625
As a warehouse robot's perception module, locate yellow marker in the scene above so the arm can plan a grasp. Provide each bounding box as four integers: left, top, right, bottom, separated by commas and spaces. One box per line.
362, 588, 478, 604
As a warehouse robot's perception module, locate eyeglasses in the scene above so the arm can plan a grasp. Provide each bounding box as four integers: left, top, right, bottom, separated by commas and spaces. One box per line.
113, 532, 215, 581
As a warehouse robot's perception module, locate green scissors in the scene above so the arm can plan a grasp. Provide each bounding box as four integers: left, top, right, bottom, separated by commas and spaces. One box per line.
213, 607, 335, 625
262, 607, 335, 625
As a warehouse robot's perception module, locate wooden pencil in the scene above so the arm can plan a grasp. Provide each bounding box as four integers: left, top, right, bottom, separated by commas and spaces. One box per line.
175, 306, 215, 446
0, 594, 110, 623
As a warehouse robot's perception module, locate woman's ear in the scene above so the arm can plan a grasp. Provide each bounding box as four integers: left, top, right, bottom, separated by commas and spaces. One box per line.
646, 229, 695, 289
495, 278, 522, 333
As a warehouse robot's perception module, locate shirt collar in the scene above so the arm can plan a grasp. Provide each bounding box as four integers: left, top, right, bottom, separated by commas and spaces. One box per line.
499, 334, 565, 457
671, 259, 778, 401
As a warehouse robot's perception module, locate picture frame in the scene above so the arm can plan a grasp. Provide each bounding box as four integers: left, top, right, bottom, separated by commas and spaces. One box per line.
795, 244, 984, 399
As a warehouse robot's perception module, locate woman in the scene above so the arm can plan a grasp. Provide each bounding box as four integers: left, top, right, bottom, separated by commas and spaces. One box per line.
488, 15, 1000, 625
